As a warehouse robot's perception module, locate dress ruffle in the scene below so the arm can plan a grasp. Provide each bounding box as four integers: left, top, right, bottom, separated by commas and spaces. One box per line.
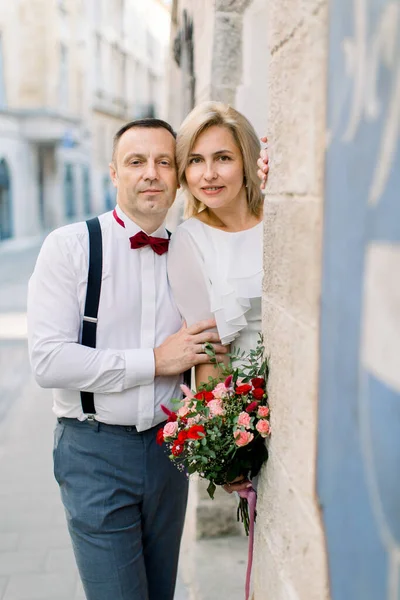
211, 270, 262, 345
187, 220, 263, 345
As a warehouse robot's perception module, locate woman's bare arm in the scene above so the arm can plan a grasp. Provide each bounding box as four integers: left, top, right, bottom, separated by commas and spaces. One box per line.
194, 349, 230, 389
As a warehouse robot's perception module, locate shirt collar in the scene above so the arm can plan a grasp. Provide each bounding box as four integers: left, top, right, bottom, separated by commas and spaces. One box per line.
114, 204, 168, 239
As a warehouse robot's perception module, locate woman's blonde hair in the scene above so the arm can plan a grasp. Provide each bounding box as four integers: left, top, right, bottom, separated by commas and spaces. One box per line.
176, 101, 263, 218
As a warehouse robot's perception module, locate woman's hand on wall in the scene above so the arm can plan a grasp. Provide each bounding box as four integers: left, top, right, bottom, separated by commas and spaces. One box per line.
257, 136, 269, 191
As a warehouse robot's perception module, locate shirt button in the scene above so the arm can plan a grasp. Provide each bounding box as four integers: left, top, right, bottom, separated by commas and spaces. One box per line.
125, 426, 133, 432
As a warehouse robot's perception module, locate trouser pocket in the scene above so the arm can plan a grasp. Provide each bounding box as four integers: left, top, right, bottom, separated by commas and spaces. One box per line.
53, 420, 66, 485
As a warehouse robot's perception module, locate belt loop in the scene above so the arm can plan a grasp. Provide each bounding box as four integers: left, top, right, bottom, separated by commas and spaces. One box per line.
86, 415, 99, 432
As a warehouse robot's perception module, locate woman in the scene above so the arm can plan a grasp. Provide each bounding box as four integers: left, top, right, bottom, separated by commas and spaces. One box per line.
167, 101, 265, 493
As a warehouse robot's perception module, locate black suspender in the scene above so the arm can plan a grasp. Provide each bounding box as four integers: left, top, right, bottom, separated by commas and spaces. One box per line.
80, 217, 103, 415
80, 218, 191, 414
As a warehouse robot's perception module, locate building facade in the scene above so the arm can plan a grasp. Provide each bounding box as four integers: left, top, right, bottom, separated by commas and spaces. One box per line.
167, 0, 400, 598
0, 0, 171, 243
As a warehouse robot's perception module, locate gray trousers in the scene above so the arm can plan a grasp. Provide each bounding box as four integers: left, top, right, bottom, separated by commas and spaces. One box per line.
53, 417, 188, 600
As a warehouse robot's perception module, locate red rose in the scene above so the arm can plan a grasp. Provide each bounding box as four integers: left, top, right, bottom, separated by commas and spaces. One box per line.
167, 412, 177, 423
171, 441, 184, 456
235, 384, 252, 395
156, 428, 164, 446
252, 388, 265, 400
251, 377, 265, 389
177, 430, 189, 443
186, 425, 206, 440
194, 391, 214, 403
246, 401, 259, 413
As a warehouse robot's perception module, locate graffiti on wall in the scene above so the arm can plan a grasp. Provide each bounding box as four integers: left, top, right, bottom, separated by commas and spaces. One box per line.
318, 0, 400, 599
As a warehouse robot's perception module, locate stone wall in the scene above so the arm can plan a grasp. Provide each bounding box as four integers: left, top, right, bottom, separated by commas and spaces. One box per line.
253, 1, 330, 598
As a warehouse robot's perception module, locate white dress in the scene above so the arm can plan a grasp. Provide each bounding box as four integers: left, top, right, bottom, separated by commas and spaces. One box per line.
167, 218, 262, 354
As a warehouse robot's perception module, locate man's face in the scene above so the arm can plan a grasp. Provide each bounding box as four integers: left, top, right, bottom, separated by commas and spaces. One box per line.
109, 127, 178, 223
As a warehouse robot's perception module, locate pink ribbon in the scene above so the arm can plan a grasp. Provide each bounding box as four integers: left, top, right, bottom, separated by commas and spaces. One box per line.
238, 487, 257, 600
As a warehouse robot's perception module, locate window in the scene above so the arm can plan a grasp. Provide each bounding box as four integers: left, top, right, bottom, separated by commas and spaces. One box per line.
103, 174, 115, 211
64, 164, 75, 218
0, 34, 6, 108
95, 35, 102, 94
82, 166, 91, 215
0, 159, 12, 240
59, 44, 69, 109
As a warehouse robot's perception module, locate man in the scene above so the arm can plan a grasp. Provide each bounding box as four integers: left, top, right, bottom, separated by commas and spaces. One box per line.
27, 119, 229, 600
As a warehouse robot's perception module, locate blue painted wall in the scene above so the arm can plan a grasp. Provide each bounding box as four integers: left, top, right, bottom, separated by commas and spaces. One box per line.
317, 1, 400, 599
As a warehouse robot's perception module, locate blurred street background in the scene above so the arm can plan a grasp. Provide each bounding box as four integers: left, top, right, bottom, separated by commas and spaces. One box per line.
1, 0, 399, 599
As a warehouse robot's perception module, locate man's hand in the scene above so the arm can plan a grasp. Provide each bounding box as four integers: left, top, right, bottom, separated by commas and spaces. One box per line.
257, 136, 269, 191
223, 476, 252, 494
154, 319, 228, 377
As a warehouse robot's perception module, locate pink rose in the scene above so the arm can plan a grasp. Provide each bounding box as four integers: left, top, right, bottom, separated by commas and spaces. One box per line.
177, 404, 190, 417
237, 411, 251, 429
213, 382, 229, 399
257, 406, 270, 418
187, 416, 200, 427
256, 419, 271, 437
208, 399, 225, 417
163, 421, 178, 439
234, 430, 254, 447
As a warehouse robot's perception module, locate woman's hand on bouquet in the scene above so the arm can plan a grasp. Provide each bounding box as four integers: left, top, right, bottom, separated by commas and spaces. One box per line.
257, 136, 269, 191
223, 476, 252, 494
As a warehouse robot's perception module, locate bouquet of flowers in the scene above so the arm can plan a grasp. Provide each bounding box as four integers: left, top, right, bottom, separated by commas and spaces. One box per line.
157, 335, 270, 535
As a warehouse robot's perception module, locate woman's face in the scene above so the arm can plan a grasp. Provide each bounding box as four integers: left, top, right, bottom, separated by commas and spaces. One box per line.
185, 125, 246, 211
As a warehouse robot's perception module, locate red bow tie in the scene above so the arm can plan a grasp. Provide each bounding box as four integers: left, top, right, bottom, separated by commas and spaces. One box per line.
129, 231, 169, 255
113, 208, 169, 255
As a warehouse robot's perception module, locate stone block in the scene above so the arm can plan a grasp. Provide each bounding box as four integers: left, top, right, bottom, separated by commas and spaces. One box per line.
253, 455, 329, 600
45, 547, 78, 574
192, 537, 248, 600
3, 572, 78, 600
196, 498, 242, 538
196, 477, 245, 538
210, 84, 236, 105
215, 0, 252, 12
261, 299, 320, 503
263, 196, 323, 328
211, 13, 244, 87
18, 528, 71, 551
268, 0, 328, 52
265, 4, 328, 197
0, 550, 46, 576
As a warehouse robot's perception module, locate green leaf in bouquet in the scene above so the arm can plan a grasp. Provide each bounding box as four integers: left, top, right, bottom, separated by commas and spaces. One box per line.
201, 438, 207, 446
225, 461, 243, 483
207, 481, 216, 499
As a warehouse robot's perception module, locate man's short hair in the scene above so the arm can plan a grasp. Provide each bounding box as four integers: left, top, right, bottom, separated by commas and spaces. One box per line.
112, 118, 177, 163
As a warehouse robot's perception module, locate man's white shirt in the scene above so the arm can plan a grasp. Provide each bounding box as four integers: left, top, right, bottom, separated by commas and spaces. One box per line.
27, 205, 183, 431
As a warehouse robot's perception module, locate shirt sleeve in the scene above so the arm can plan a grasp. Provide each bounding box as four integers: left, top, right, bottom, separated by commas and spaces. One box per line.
167, 226, 216, 329
27, 231, 154, 392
